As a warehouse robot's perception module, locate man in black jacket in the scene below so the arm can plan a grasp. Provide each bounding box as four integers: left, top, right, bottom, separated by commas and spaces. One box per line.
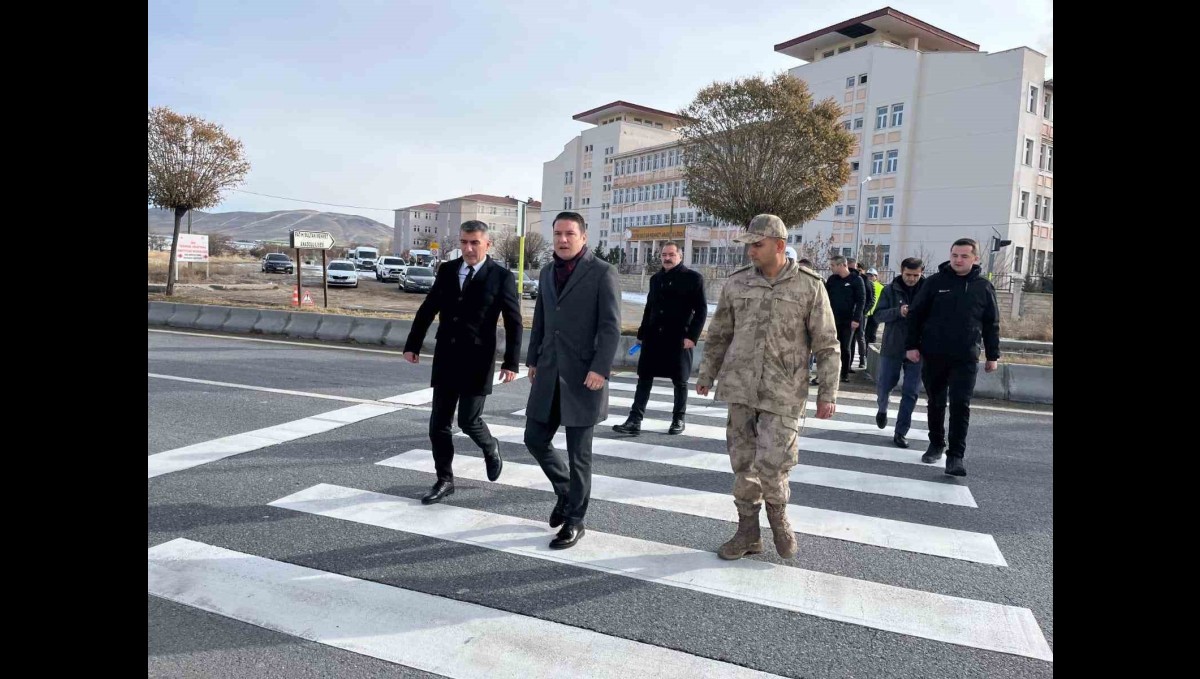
849, 259, 873, 369
403, 221, 523, 503
613, 241, 707, 436
871, 258, 926, 449
905, 239, 1001, 477
826, 255, 865, 382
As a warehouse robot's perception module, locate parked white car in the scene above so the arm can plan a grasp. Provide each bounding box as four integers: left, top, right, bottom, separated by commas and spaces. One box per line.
375, 256, 407, 282
325, 260, 359, 288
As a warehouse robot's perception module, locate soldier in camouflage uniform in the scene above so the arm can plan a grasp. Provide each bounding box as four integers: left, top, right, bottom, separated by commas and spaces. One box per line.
696, 214, 842, 559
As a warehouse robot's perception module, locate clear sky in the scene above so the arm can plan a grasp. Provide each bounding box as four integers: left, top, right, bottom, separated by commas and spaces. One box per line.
148, 0, 1051, 223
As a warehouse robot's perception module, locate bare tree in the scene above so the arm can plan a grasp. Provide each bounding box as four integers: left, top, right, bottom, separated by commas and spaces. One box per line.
678, 73, 854, 230
492, 232, 522, 268
208, 232, 233, 257
522, 231, 552, 269
798, 233, 837, 269
148, 107, 250, 295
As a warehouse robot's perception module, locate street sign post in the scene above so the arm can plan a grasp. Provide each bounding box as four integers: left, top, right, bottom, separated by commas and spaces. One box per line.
291, 230, 335, 308
516, 200, 527, 296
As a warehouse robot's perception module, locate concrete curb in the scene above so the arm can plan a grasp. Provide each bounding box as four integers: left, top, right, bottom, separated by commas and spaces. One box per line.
148, 301, 1050, 403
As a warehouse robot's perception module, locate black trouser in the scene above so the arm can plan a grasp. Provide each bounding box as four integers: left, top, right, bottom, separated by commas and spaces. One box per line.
835, 318, 854, 378
629, 375, 688, 421
430, 384, 495, 483
865, 315, 880, 344
852, 325, 866, 365
524, 382, 594, 525
921, 356, 979, 458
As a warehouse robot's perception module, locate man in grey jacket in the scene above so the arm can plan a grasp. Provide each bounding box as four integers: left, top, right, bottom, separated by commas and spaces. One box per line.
524, 211, 622, 550
872, 258, 926, 448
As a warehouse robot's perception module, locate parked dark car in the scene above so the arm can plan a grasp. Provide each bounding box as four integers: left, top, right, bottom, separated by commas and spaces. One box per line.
400, 266, 435, 293
261, 253, 294, 274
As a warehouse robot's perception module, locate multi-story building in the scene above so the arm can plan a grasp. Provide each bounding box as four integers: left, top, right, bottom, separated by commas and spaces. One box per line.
394, 203, 440, 254
541, 102, 689, 257
609, 141, 743, 266
774, 7, 1052, 277
393, 195, 542, 258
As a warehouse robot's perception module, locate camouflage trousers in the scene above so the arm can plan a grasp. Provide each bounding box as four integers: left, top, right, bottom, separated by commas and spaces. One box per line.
726, 403, 800, 511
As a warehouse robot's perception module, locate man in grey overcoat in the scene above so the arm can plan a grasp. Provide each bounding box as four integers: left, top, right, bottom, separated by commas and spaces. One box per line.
524, 211, 622, 550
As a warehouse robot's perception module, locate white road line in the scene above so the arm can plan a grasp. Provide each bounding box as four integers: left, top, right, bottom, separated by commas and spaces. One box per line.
606, 382, 927, 421
380, 451, 1006, 566
149, 328, 421, 355
147, 403, 398, 478
149, 538, 781, 679
149, 373, 410, 407
483, 424, 976, 507
270, 485, 1050, 661
604, 397, 931, 441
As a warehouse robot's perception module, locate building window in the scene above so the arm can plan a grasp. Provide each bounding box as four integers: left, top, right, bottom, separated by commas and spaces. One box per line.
850, 161, 860, 172
1014, 247, 1024, 273
843, 120, 852, 130
1044, 197, 1052, 223
853, 117, 864, 130
875, 106, 888, 129
886, 150, 898, 173
859, 73, 868, 84
871, 152, 884, 175
1038, 144, 1048, 171
838, 46, 850, 53
682, 181, 688, 197
882, 196, 894, 219
834, 205, 844, 216
1034, 195, 1045, 221
855, 41, 868, 49
1023, 139, 1034, 166
1028, 85, 1039, 114
1044, 91, 1053, 120
822, 50, 835, 58
565, 171, 574, 185
891, 103, 904, 127
846, 204, 856, 216
1045, 146, 1053, 173
867, 197, 879, 219
846, 76, 855, 89
1019, 191, 1030, 218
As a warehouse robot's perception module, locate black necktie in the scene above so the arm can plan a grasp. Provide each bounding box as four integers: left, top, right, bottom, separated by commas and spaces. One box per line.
463, 265, 475, 290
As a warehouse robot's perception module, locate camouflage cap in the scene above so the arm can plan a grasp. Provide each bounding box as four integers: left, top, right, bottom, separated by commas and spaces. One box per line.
734, 214, 788, 244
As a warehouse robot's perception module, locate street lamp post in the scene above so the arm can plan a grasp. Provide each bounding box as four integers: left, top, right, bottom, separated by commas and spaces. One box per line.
853, 176, 873, 258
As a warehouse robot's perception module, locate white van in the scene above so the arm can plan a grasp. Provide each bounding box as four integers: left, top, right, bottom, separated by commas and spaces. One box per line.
347, 246, 379, 271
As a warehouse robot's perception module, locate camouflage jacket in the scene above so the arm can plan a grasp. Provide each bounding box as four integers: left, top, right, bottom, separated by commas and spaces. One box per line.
697, 261, 841, 418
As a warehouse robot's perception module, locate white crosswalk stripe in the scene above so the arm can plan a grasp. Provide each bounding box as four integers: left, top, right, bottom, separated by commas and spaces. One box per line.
486, 423, 975, 507
379, 450, 1006, 565
149, 538, 782, 678
151, 370, 1052, 673
603, 396, 931, 440
607, 379, 928, 421
268, 484, 1052, 661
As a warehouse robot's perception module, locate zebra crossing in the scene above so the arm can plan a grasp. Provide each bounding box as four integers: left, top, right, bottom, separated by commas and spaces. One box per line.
149, 371, 1053, 675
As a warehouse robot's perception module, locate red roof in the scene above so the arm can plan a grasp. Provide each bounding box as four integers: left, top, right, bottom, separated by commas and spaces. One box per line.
439, 194, 542, 207
401, 203, 439, 211
572, 101, 691, 125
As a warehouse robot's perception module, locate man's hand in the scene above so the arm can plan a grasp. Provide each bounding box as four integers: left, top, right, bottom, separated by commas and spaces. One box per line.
985, 360, 998, 373
683, 339, 696, 349
584, 371, 606, 390
851, 320, 860, 330
696, 384, 710, 397
905, 349, 921, 363
498, 369, 517, 383
900, 304, 909, 318
527, 366, 536, 383
403, 352, 419, 364
816, 401, 836, 419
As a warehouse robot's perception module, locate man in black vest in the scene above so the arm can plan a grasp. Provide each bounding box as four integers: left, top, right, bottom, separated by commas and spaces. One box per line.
404, 220, 523, 504
613, 241, 707, 435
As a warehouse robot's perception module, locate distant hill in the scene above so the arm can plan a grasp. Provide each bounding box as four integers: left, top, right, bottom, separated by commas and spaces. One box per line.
147, 208, 393, 247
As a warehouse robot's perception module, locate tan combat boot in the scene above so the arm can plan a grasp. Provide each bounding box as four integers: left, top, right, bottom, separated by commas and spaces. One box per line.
718, 503, 763, 560
765, 503, 798, 558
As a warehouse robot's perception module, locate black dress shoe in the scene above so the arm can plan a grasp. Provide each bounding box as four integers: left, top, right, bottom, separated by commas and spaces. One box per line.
612, 418, 641, 435
483, 440, 503, 482
421, 480, 455, 505
810, 377, 819, 386
945, 456, 967, 477
875, 412, 887, 429
893, 432, 909, 448
668, 416, 685, 435
549, 523, 585, 549
549, 495, 568, 528
921, 443, 945, 464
